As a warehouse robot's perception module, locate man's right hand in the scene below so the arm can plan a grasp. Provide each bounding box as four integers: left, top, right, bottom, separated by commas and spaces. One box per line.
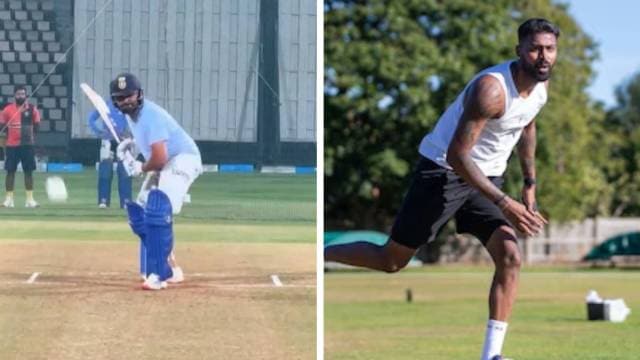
497, 196, 547, 237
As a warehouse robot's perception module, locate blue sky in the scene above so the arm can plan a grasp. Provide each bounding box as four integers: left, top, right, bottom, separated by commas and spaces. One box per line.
561, 0, 640, 108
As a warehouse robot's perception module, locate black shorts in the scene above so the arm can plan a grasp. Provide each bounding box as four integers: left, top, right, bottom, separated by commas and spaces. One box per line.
390, 156, 511, 249
5, 145, 36, 172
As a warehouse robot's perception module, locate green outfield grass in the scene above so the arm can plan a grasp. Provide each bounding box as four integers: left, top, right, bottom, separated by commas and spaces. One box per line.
326, 267, 640, 360
0, 171, 316, 240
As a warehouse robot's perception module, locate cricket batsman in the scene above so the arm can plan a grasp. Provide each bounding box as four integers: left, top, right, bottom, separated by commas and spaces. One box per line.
111, 73, 203, 290
87, 100, 132, 208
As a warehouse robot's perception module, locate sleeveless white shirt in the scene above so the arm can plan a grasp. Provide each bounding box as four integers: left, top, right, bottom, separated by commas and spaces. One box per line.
418, 60, 547, 176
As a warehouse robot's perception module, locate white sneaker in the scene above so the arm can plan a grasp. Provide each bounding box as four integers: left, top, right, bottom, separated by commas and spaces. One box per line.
98, 202, 108, 209
167, 266, 184, 283
142, 273, 167, 290
25, 199, 39, 208
2, 198, 14, 208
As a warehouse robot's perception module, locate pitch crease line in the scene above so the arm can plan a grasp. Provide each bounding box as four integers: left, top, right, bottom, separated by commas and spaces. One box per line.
270, 274, 284, 287
26, 272, 40, 284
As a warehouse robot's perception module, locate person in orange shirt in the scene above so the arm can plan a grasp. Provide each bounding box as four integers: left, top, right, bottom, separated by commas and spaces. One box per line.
0, 85, 41, 207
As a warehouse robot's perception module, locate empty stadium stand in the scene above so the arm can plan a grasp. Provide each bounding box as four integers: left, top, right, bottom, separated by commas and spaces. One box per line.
0, 0, 73, 157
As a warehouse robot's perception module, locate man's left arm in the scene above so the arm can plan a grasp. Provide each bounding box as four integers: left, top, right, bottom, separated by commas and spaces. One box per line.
142, 119, 170, 172
142, 141, 168, 172
118, 140, 167, 176
517, 119, 538, 212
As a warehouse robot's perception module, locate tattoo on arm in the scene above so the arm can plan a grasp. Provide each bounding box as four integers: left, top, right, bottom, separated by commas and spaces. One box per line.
447, 75, 507, 202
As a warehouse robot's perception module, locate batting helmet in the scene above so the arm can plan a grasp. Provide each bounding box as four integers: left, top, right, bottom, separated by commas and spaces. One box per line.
110, 73, 144, 113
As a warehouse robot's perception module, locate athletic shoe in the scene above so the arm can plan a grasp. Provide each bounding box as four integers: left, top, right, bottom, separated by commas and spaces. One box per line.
98, 202, 108, 209
25, 199, 39, 208
2, 198, 14, 208
142, 273, 167, 290
491, 356, 513, 360
167, 266, 184, 283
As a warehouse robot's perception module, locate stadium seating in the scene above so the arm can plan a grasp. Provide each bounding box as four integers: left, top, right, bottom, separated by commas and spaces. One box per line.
0, 0, 69, 135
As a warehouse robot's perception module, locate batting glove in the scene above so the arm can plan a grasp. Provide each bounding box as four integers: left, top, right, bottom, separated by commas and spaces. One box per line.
99, 139, 113, 161
122, 151, 143, 177
116, 138, 136, 161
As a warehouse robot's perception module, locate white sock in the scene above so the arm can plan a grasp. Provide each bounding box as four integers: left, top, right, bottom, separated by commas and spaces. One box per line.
480, 319, 508, 360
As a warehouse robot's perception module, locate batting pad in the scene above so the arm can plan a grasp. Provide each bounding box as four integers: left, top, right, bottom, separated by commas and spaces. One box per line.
98, 160, 113, 205
126, 202, 146, 239
144, 189, 174, 281
116, 161, 132, 207
139, 241, 147, 277
126, 201, 148, 276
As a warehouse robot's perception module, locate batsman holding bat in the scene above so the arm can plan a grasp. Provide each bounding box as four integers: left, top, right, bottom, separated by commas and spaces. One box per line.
111, 73, 203, 290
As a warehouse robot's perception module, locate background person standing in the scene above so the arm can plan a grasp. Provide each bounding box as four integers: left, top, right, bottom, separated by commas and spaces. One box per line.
0, 85, 41, 208
87, 99, 132, 208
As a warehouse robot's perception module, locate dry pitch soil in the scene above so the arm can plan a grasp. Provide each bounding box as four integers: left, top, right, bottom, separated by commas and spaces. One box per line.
0, 240, 316, 359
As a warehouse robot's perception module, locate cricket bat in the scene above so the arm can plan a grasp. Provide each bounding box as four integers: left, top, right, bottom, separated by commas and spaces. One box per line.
80, 83, 121, 143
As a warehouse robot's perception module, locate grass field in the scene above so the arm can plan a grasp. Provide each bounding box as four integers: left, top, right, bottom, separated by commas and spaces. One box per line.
325, 266, 640, 360
0, 171, 316, 360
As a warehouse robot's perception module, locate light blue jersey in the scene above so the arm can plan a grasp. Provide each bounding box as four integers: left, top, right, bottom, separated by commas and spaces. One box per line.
128, 100, 200, 161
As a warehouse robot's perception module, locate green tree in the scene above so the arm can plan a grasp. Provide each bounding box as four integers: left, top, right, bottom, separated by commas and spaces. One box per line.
601, 71, 640, 216
325, 0, 610, 232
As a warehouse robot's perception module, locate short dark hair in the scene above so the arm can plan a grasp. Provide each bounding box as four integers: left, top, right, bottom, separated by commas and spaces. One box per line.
14, 85, 27, 94
518, 18, 560, 42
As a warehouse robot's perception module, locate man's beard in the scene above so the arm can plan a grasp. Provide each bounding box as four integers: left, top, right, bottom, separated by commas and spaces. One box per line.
15, 98, 25, 105
119, 101, 142, 118
119, 104, 136, 114
521, 60, 553, 82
